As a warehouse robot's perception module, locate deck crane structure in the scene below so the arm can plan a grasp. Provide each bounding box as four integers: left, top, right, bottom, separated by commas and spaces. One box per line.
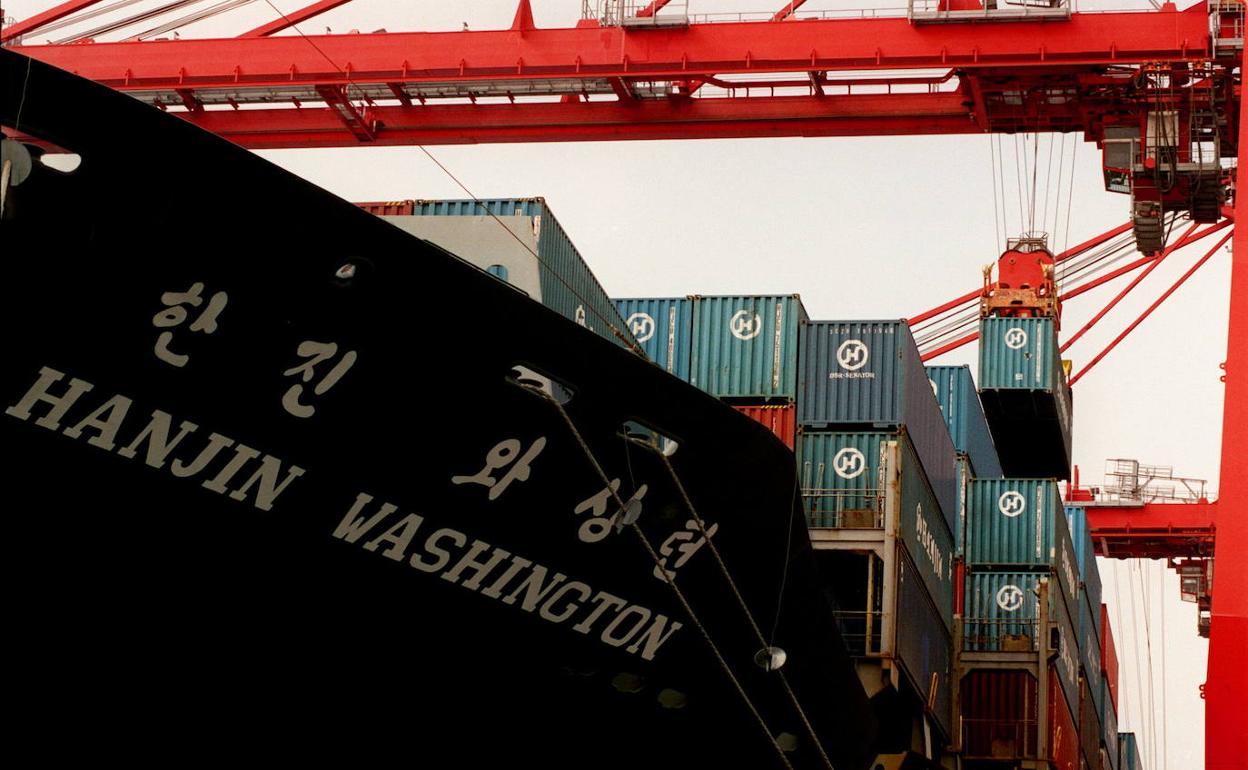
3, 0, 1246, 765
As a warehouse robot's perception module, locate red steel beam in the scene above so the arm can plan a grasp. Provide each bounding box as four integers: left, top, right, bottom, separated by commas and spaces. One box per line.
1068, 229, 1233, 386
1059, 255, 1157, 301
1207, 41, 1248, 770
908, 288, 980, 327
1085, 501, 1218, 535
0, 0, 108, 43
634, 0, 673, 18
11, 6, 1211, 91
771, 0, 808, 22
240, 0, 356, 38
151, 93, 982, 149
1059, 220, 1205, 352
920, 330, 979, 362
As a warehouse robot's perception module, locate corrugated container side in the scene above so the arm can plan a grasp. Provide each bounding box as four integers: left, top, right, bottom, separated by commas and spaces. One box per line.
1119, 732, 1141, 770
798, 431, 890, 527
979, 317, 1060, 391
1065, 506, 1104, 615
1101, 676, 1119, 770
895, 547, 953, 739
927, 365, 1003, 477
798, 431, 954, 626
614, 297, 693, 380
1079, 678, 1103, 770
733, 404, 797, 450
404, 198, 636, 350
966, 478, 1079, 612
1101, 603, 1120, 713
798, 321, 958, 529
960, 669, 1039, 759
691, 295, 807, 399
964, 571, 1078, 716
355, 200, 415, 216
1050, 665, 1081, 770
1079, 588, 1105, 718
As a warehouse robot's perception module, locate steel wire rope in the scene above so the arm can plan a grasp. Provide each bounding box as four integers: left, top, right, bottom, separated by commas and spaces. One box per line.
1063, 140, 1078, 254
990, 135, 1004, 252
1056, 236, 1150, 286
22, 0, 148, 38
534, 388, 804, 770
1140, 562, 1159, 770
255, 0, 644, 356
1049, 134, 1065, 242
1130, 561, 1154, 770
652, 447, 837, 770
998, 134, 1010, 243
1030, 132, 1040, 233
913, 307, 979, 346
1015, 134, 1027, 234
1159, 561, 1169, 770
1113, 562, 1132, 728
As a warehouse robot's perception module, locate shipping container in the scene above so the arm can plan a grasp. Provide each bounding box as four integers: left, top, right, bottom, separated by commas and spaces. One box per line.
1050, 666, 1082, 770
689, 295, 807, 400
895, 548, 953, 739
1079, 588, 1105, 718
799, 431, 955, 628
1119, 731, 1141, 770
799, 320, 959, 529
1101, 603, 1120, 713
614, 297, 693, 380
1065, 506, 1104, 616
963, 570, 1079, 716
1080, 678, 1103, 770
965, 478, 1080, 612
1101, 675, 1119, 770
355, 200, 415, 216
733, 404, 797, 450
977, 316, 1073, 479
377, 197, 637, 350
926, 365, 1003, 478
960, 669, 1039, 760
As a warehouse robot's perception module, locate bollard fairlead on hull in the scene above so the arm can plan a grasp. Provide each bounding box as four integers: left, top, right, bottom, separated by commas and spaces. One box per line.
0, 50, 878, 769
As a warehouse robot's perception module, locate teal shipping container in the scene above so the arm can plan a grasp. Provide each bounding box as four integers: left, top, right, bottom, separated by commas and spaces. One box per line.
798, 430, 955, 628
1101, 677, 1119, 770
977, 316, 1073, 479
798, 320, 959, 529
963, 570, 1079, 717
926, 365, 1003, 478
378, 197, 636, 350
614, 297, 693, 380
954, 454, 973, 556
1119, 732, 1141, 770
965, 479, 1080, 613
1065, 505, 1105, 633
1079, 586, 1105, 717
690, 295, 807, 399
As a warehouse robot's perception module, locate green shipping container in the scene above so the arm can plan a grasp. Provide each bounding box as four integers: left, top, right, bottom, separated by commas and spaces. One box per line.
690, 295, 807, 399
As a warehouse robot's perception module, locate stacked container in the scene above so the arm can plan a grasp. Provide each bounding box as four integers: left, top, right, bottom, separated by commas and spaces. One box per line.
977, 316, 1074, 480
1119, 732, 1142, 770
798, 320, 959, 529
690, 294, 808, 446
362, 197, 637, 350
613, 297, 693, 381
926, 365, 1003, 479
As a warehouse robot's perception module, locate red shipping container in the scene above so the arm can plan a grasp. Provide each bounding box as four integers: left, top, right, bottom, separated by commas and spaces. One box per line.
1049, 666, 1081, 770
1100, 603, 1120, 713
355, 200, 416, 216
961, 669, 1038, 759
734, 404, 796, 449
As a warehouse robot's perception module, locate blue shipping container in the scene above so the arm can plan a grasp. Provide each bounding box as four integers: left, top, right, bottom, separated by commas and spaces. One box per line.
798, 320, 959, 530
895, 547, 953, 739
1064, 505, 1104, 616
965, 478, 1080, 613
614, 297, 693, 380
926, 365, 1003, 478
963, 570, 1079, 717
1102, 677, 1119, 770
1079, 586, 1105, 718
1119, 732, 1141, 770
798, 430, 955, 628
690, 295, 807, 399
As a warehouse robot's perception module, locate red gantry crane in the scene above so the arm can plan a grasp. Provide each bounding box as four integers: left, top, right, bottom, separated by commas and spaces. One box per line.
3, 0, 1246, 766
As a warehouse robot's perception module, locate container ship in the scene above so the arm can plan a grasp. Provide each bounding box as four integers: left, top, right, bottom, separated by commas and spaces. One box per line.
2, 0, 1241, 767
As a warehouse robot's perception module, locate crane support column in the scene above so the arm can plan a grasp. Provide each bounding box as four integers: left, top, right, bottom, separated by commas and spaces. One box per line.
1207, 43, 1248, 770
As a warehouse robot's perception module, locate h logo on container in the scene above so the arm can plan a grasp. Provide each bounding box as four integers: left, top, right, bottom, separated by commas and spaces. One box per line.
1004, 327, 1028, 349
626, 313, 656, 343
996, 584, 1026, 612
832, 447, 867, 479
729, 310, 762, 341
998, 491, 1026, 518
836, 339, 869, 371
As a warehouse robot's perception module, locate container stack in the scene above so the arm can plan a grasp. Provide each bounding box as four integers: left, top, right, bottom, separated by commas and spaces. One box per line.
958, 477, 1082, 767
613, 297, 694, 381
795, 320, 959, 747
358, 197, 637, 351
926, 365, 1003, 556
1118, 731, 1142, 770
977, 315, 1074, 479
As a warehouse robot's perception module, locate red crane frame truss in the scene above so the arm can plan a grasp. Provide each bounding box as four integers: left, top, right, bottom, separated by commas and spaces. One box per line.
3, 0, 1246, 765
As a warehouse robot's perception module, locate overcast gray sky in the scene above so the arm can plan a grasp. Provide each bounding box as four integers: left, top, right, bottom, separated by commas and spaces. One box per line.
5, 1, 1218, 766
